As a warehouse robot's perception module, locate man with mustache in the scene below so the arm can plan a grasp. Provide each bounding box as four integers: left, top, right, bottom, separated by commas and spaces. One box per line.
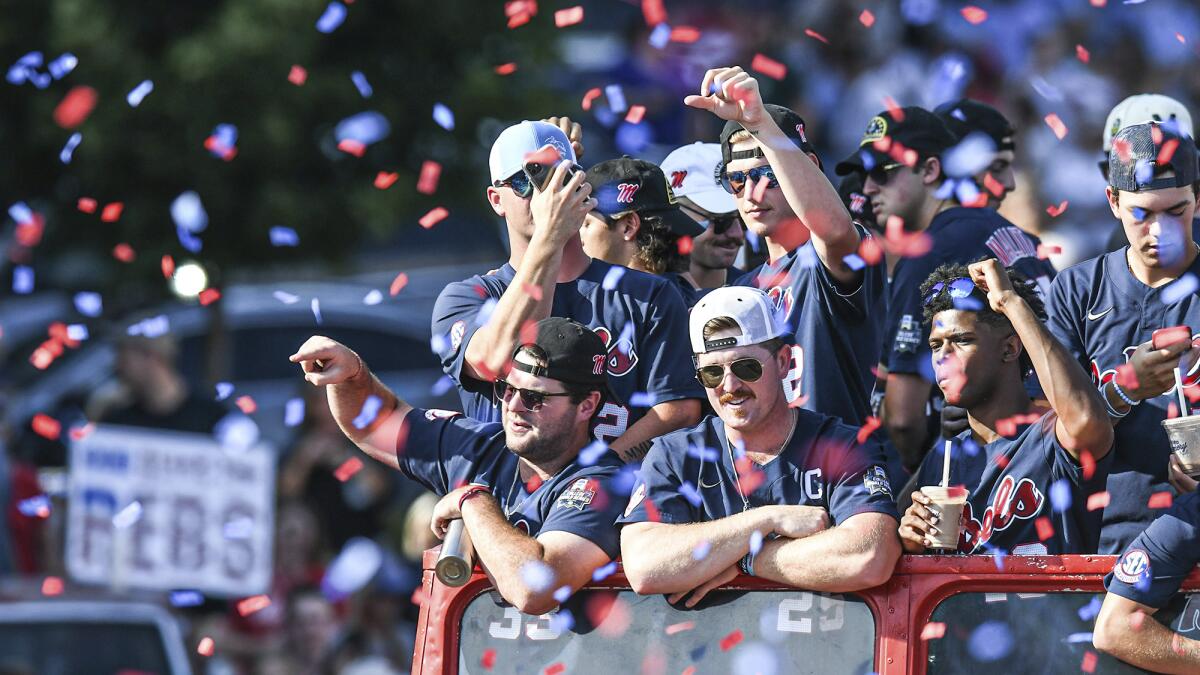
290, 317, 625, 615
899, 260, 1113, 555
1043, 122, 1200, 554
620, 286, 900, 605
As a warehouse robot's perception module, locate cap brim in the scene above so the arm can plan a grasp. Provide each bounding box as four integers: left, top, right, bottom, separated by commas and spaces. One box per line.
652, 206, 706, 238
685, 186, 738, 215
835, 147, 888, 176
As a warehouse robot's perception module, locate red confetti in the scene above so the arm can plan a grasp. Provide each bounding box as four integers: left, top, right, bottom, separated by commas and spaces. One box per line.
32, 414, 61, 441
544, 664, 565, 675
1037, 244, 1062, 260
526, 474, 544, 493
993, 455, 1011, 470
1081, 650, 1097, 673
982, 172, 1005, 198
15, 213, 44, 247
1046, 201, 1069, 217
719, 629, 744, 651
77, 197, 97, 213
1148, 491, 1173, 509
1080, 450, 1096, 480
1169, 401, 1181, 419
960, 6, 988, 24
337, 139, 366, 157
1177, 33, 1186, 44
204, 135, 237, 161
588, 593, 632, 638
199, 288, 221, 306
1158, 138, 1180, 165
506, 1, 536, 29
237, 595, 271, 616
481, 648, 496, 670
921, 622, 946, 640
859, 235, 884, 266
197, 637, 215, 657
68, 423, 95, 441
1115, 363, 1139, 391
1086, 491, 1110, 511
665, 621, 695, 635
1151, 124, 1163, 145
1154, 325, 1191, 348
419, 207, 449, 229
288, 65, 307, 86
335, 457, 364, 482
1112, 137, 1132, 163
1044, 113, 1068, 140
751, 174, 771, 203
581, 87, 602, 111
554, 6, 583, 27
112, 243, 136, 262
856, 416, 881, 445
100, 202, 124, 223
804, 28, 829, 44
883, 96, 904, 122
750, 53, 787, 80
1090, 0, 1106, 5
388, 272, 409, 296
1034, 516, 1054, 541
859, 9, 875, 27
641, 0, 667, 26
494, 63, 518, 75
161, 255, 175, 279
41, 576, 64, 596
676, 235, 693, 256
374, 171, 399, 190
625, 105, 646, 124
1075, 44, 1090, 64
417, 161, 442, 195
670, 26, 701, 42
235, 395, 256, 414
54, 86, 99, 129
996, 417, 1017, 437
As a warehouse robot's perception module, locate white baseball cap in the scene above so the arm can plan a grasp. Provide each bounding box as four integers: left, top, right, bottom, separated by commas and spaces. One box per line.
689, 286, 790, 354
1102, 94, 1194, 152
488, 121, 577, 183
659, 142, 737, 215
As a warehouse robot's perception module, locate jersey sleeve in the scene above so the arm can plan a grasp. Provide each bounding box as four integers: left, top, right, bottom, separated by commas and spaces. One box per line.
884, 253, 942, 375
826, 435, 901, 524
539, 472, 624, 559
395, 410, 501, 495
431, 279, 494, 394
1043, 272, 1089, 370
812, 224, 881, 321
636, 281, 705, 405
617, 439, 695, 525
1104, 490, 1200, 608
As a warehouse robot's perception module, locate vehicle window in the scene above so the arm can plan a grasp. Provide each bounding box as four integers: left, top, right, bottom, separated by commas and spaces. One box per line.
0, 621, 171, 674
457, 589, 875, 674
926, 591, 1200, 673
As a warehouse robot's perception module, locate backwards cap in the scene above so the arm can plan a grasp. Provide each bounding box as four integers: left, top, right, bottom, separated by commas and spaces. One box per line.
1107, 122, 1199, 192
689, 286, 791, 354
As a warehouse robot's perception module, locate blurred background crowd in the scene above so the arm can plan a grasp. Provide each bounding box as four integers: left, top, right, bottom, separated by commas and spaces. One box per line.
1, 0, 1198, 673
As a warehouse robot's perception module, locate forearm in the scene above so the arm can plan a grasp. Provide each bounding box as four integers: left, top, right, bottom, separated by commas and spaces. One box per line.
327, 368, 409, 470
884, 377, 932, 468
621, 511, 771, 594
1096, 606, 1200, 674
461, 496, 554, 608
609, 399, 701, 462
754, 516, 900, 592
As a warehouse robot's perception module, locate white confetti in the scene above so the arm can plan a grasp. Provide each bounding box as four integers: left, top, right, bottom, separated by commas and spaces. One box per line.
126, 80, 153, 107
363, 289, 383, 305
284, 398, 305, 427
520, 560, 555, 593
311, 298, 322, 324
273, 290, 300, 304
112, 501, 143, 529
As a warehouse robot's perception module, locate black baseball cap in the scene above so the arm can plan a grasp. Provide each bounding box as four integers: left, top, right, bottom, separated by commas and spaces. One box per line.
835, 106, 957, 176
511, 317, 610, 391
1108, 122, 1199, 192
934, 99, 1016, 152
719, 104, 819, 169
586, 157, 704, 238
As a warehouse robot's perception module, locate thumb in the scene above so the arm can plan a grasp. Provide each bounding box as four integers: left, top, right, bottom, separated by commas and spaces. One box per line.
683, 95, 717, 111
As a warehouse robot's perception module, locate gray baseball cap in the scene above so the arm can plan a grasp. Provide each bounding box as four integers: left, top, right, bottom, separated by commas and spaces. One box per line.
1107, 122, 1199, 192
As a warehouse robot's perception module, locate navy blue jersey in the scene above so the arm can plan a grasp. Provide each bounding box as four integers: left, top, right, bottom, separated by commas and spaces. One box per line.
914, 413, 1112, 555
397, 408, 625, 558
669, 265, 745, 308
431, 259, 704, 444
1045, 248, 1200, 554
885, 207, 1056, 378
735, 224, 887, 426
1105, 490, 1200, 609
618, 411, 899, 526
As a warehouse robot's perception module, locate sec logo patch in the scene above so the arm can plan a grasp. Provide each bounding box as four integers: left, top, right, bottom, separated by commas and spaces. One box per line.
1112, 548, 1151, 585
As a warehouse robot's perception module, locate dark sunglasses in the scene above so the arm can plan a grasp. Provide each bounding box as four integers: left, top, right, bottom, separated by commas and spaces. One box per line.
680, 204, 743, 235
493, 171, 534, 199
494, 379, 573, 411
923, 277, 978, 306
695, 357, 765, 389
721, 166, 779, 196
866, 162, 906, 187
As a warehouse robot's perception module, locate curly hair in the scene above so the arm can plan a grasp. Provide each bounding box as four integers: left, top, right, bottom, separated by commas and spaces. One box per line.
920, 260, 1046, 376
613, 211, 688, 275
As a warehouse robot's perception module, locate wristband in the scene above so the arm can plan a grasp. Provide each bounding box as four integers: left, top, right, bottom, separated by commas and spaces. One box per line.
738, 552, 755, 577
1110, 378, 1139, 407
1101, 382, 1130, 419
458, 485, 491, 511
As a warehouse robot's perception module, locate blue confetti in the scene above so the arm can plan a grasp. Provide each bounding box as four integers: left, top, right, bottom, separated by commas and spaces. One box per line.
353, 394, 382, 429
629, 391, 655, 407
207, 123, 238, 158
60, 132, 82, 163
648, 23, 671, 49
1066, 632, 1094, 643
1049, 479, 1071, 513
431, 375, 455, 396
550, 609, 575, 633
311, 298, 323, 325
67, 324, 88, 341
17, 495, 50, 517
13, 266, 34, 294
176, 225, 203, 253
1131, 206, 1148, 222
363, 289, 383, 305
843, 254, 865, 271
680, 481, 703, 506
128, 314, 170, 338
605, 84, 627, 113
591, 561, 617, 582
73, 291, 102, 317
6, 51, 41, 85
169, 590, 205, 607
601, 266, 625, 290
692, 540, 711, 560
126, 80, 153, 107
1077, 596, 1102, 621
686, 443, 719, 462
1134, 159, 1154, 187
285, 397, 306, 427
430, 332, 449, 356
8, 202, 33, 224
432, 103, 455, 131
350, 71, 373, 98
614, 465, 638, 495
1162, 274, 1199, 304
336, 111, 391, 146
797, 244, 819, 269
859, 149, 877, 171
553, 585, 572, 603
112, 501, 143, 529
315, 2, 348, 33
579, 440, 609, 466
269, 226, 300, 247
749, 530, 763, 555
745, 229, 761, 252
215, 382, 234, 401
47, 53, 77, 79
273, 290, 300, 305
967, 621, 1014, 662
171, 191, 208, 233
962, 437, 981, 457
223, 516, 254, 539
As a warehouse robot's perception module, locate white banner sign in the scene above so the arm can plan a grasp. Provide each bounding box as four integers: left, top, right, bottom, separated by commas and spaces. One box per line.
66, 424, 275, 598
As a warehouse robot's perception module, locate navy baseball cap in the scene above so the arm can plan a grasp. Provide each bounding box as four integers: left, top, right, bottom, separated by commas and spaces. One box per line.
934, 99, 1016, 152
585, 157, 704, 238
835, 107, 957, 176
720, 104, 819, 169
1108, 122, 1199, 192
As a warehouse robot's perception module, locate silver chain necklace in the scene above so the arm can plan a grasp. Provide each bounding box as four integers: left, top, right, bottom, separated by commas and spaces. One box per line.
726, 410, 798, 513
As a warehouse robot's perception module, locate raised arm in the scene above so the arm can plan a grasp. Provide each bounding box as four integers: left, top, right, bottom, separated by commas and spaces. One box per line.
969, 260, 1113, 460
1094, 593, 1200, 674
609, 399, 702, 462
752, 512, 900, 592
290, 336, 410, 470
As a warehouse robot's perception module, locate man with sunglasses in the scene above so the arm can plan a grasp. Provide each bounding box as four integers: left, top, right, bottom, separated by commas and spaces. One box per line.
1043, 122, 1200, 555
432, 120, 703, 462
899, 260, 1113, 555
620, 286, 900, 604
659, 142, 747, 307
290, 317, 626, 616
684, 65, 887, 429
835, 106, 1056, 470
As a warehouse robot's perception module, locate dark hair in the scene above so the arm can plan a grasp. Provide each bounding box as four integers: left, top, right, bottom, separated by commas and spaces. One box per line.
700, 316, 788, 356
609, 211, 687, 275
920, 261, 1046, 376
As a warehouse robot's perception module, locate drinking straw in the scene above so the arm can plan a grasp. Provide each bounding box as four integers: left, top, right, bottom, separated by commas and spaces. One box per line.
941, 439, 952, 487
1176, 367, 1189, 417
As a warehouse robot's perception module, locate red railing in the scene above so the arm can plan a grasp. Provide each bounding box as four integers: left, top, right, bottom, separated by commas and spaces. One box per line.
413, 551, 1200, 674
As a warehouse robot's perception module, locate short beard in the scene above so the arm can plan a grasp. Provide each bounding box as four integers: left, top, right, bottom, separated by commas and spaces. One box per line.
506, 414, 578, 465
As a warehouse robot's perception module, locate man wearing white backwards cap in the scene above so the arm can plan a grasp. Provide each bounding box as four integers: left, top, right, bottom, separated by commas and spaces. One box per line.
620, 286, 899, 604
432, 118, 703, 462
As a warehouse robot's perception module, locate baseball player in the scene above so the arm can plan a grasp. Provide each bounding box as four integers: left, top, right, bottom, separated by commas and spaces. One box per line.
836, 105, 1056, 468
620, 287, 900, 605
1044, 121, 1200, 554
432, 119, 703, 462
933, 98, 1018, 210
290, 318, 625, 615
685, 65, 887, 428
899, 261, 1113, 555
1094, 489, 1200, 671
659, 142, 746, 307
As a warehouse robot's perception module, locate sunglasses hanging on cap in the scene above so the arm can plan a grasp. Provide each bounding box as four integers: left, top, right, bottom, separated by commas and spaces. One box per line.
695, 357, 765, 388
923, 277, 978, 306
721, 166, 779, 195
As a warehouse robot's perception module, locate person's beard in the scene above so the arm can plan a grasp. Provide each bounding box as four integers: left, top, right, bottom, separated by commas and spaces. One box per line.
507, 411, 574, 464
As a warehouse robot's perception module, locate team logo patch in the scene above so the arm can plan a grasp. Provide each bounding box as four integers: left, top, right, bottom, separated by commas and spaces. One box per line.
449, 320, 467, 353
861, 116, 888, 145
625, 482, 646, 517
670, 170, 687, 189
616, 182, 641, 204
894, 314, 921, 355
593, 326, 639, 377
795, 122, 807, 143
863, 466, 892, 497
1113, 548, 1152, 585
557, 478, 597, 511
425, 409, 462, 421
766, 286, 795, 320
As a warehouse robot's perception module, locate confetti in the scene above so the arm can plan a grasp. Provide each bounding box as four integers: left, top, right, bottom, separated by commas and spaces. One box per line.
750, 53, 786, 80
100, 202, 124, 223
670, 26, 701, 42
199, 288, 221, 306
602, 265, 625, 290
336, 111, 390, 147
804, 28, 829, 44
126, 79, 153, 107
1075, 45, 1090, 64
388, 271, 409, 296
1148, 491, 1173, 509
269, 226, 300, 247
647, 23, 671, 48
1034, 517, 1053, 541
591, 561, 617, 582
353, 395, 382, 429
47, 53, 78, 79
288, 65, 307, 85
1077, 596, 1102, 621
60, 132, 82, 163
1080, 450, 1096, 480
311, 297, 323, 324
337, 139, 366, 157
1081, 650, 1097, 673
113, 501, 144, 529
692, 540, 711, 560
1115, 363, 1139, 391
605, 84, 627, 113
856, 416, 881, 444
197, 637, 214, 657
53, 86, 98, 128
417, 161, 442, 195
31, 413, 59, 440
860, 9, 875, 27
967, 621, 1015, 661
625, 105, 646, 124
921, 622, 946, 640
17, 495, 51, 518
350, 70, 372, 98
676, 235, 693, 255
579, 440, 608, 466
419, 207, 448, 229
204, 123, 238, 160
284, 398, 305, 427
666, 621, 695, 635
961, 6, 987, 24
13, 266, 34, 294
1050, 479, 1071, 512
274, 291, 300, 304
374, 171, 399, 189
315, 2, 347, 33
172, 191, 208, 233
720, 629, 744, 651
554, 6, 583, 27
749, 529, 763, 555
1158, 138, 1180, 166
520, 560, 555, 592
1086, 491, 1110, 511
74, 291, 102, 317
433, 103, 455, 131
42, 576, 64, 596
77, 197, 97, 213
215, 382, 234, 400
581, 87, 602, 111
1037, 244, 1061, 259
883, 96, 905, 122
236, 595, 271, 616
544, 664, 565, 675
168, 590, 204, 608
1044, 113, 1068, 140
481, 648, 496, 670
494, 63, 518, 75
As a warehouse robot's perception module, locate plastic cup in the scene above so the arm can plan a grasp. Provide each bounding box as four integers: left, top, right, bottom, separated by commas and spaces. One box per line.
1162, 416, 1200, 478
920, 486, 969, 552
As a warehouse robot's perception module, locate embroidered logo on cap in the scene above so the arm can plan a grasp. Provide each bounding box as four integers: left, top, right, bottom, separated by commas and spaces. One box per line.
861, 116, 888, 146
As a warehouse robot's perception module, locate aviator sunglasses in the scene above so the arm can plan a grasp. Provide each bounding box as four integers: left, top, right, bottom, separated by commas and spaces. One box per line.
695, 357, 765, 389
720, 166, 779, 196
923, 277, 979, 306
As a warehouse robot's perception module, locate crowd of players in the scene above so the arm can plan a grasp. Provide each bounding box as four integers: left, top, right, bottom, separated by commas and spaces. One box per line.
290, 66, 1200, 671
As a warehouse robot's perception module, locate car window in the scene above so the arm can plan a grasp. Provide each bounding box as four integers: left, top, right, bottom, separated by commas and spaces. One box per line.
0, 621, 172, 674
457, 589, 875, 674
